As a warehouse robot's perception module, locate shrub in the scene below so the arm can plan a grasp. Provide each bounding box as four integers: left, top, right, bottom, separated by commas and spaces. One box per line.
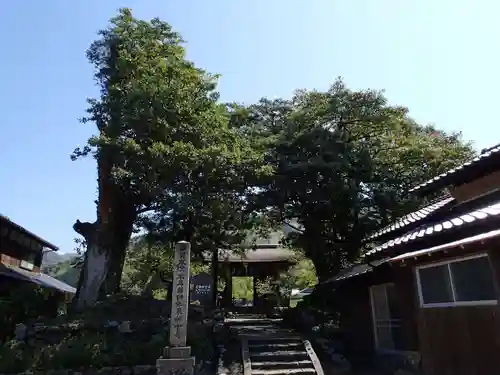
0, 283, 62, 342
0, 330, 169, 373
0, 295, 214, 373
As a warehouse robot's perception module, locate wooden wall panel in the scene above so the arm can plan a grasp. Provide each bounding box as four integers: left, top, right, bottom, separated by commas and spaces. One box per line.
1, 253, 40, 272
1, 253, 20, 267
393, 266, 419, 351
338, 282, 375, 356
418, 306, 500, 375
450, 170, 500, 203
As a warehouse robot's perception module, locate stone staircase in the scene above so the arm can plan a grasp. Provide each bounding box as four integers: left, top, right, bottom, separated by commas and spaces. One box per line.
225, 315, 324, 375
244, 336, 322, 375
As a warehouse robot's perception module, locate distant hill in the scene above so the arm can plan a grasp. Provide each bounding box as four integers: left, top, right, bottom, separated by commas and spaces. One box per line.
42, 251, 78, 267
42, 252, 80, 287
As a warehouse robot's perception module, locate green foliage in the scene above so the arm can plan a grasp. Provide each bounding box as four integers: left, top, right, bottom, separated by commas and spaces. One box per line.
120, 237, 173, 294
0, 296, 213, 373
0, 329, 205, 372
229, 259, 316, 303
242, 79, 475, 280
232, 277, 253, 301
0, 283, 63, 341
73, 7, 270, 219
279, 258, 317, 295
120, 235, 210, 295
72, 7, 476, 298
71, 8, 273, 302
43, 260, 80, 288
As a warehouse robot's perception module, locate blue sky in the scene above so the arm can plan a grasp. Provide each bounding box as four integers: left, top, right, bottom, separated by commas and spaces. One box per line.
1, 0, 498, 253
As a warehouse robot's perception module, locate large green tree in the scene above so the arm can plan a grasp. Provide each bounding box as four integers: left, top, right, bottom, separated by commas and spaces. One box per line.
243, 79, 475, 281
72, 9, 267, 309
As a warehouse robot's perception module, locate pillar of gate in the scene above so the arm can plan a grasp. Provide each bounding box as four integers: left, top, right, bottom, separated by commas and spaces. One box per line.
253, 275, 258, 309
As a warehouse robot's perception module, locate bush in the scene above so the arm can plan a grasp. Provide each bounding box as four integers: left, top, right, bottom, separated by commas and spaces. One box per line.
0, 320, 213, 373
0, 341, 29, 374
0, 329, 169, 373
0, 283, 62, 342
188, 321, 213, 361
0, 295, 215, 373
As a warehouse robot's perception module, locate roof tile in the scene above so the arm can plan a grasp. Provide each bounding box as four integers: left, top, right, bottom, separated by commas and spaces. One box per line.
367, 196, 455, 241
409, 145, 500, 193
366, 200, 500, 256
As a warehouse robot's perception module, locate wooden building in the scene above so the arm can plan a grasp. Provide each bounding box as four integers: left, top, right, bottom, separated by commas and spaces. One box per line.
324, 144, 500, 375
0, 214, 76, 295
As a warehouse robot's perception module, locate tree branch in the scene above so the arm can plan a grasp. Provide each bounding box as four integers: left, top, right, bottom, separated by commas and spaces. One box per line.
73, 220, 97, 240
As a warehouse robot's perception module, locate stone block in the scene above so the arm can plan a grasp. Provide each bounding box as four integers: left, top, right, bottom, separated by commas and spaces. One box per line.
394, 370, 416, 375
133, 365, 156, 375
163, 346, 191, 359
156, 357, 195, 375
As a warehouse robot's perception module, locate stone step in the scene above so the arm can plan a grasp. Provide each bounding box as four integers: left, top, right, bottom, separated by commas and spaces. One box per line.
246, 336, 303, 344
226, 318, 283, 324
249, 342, 305, 351
247, 340, 303, 347
232, 325, 277, 330
251, 360, 314, 369
250, 350, 310, 362
251, 369, 316, 375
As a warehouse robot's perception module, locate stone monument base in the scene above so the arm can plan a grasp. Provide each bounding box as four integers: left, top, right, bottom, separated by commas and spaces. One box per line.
157, 346, 195, 375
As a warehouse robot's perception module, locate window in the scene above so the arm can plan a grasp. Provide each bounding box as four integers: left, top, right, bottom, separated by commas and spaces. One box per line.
416, 254, 498, 308
19, 252, 38, 271
370, 283, 404, 351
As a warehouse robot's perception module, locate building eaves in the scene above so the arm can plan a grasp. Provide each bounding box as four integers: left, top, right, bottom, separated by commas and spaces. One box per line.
366, 200, 500, 256
366, 196, 455, 241
390, 228, 500, 263
409, 145, 500, 194
0, 214, 59, 251
322, 258, 389, 284
0, 264, 76, 294
202, 246, 297, 263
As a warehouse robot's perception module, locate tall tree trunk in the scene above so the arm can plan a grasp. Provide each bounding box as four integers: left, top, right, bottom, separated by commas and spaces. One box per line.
300, 223, 344, 283
310, 256, 333, 283
72, 221, 109, 310
100, 206, 136, 297
305, 242, 342, 284
72, 152, 137, 309
101, 247, 125, 298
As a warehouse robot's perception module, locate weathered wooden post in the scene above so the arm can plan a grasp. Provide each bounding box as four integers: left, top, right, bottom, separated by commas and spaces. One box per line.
157, 241, 195, 375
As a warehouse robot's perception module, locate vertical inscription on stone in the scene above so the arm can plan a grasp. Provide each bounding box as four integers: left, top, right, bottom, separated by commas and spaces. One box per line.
169, 241, 191, 347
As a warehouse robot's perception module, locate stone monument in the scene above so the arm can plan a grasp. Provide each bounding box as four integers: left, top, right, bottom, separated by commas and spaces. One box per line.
157, 241, 195, 375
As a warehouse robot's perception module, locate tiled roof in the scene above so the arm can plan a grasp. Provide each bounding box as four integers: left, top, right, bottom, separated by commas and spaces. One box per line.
366, 202, 500, 256
326, 263, 372, 282
366, 200, 500, 256
409, 145, 500, 193
366, 196, 455, 241
0, 264, 76, 294
35, 272, 77, 294
323, 258, 388, 284
390, 228, 500, 263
